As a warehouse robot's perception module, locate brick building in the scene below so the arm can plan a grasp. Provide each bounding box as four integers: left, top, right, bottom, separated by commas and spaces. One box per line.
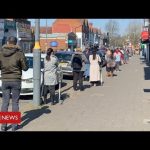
39, 19, 89, 52
37, 19, 103, 52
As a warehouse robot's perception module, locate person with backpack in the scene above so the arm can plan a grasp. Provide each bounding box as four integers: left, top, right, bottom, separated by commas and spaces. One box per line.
71, 48, 88, 91
89, 48, 101, 86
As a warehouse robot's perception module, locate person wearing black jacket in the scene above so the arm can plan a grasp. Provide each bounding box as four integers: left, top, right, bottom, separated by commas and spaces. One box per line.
0, 36, 28, 131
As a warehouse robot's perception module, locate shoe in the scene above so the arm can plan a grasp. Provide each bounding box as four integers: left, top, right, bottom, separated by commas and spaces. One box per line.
51, 98, 55, 105
12, 125, 19, 131
80, 88, 84, 91
73, 88, 78, 91
44, 99, 47, 104
43, 97, 47, 104
1, 125, 7, 131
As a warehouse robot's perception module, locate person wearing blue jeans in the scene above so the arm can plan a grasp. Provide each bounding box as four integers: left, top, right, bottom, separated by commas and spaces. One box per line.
0, 36, 28, 131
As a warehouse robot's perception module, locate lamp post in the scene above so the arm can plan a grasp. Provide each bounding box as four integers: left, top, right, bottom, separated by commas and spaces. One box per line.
33, 19, 41, 106
45, 19, 48, 52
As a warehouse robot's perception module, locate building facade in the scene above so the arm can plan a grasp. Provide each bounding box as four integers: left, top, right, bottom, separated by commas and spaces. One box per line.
39, 19, 103, 52
0, 19, 32, 53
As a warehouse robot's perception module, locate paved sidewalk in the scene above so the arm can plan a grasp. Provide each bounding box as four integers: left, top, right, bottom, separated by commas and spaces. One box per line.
1, 55, 150, 131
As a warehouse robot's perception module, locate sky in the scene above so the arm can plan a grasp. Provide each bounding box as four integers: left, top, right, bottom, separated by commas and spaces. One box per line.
29, 19, 143, 35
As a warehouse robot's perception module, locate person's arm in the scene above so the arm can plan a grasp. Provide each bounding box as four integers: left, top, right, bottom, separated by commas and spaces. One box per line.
70, 54, 75, 67
98, 55, 101, 62
20, 52, 29, 71
82, 53, 88, 63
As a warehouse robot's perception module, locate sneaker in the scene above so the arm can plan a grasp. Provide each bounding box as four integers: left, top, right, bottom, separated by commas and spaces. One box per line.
12, 125, 20, 131
80, 88, 84, 91
1, 125, 7, 132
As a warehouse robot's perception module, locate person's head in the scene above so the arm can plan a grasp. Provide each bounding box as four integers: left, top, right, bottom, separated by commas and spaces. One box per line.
7, 36, 17, 45
46, 48, 54, 61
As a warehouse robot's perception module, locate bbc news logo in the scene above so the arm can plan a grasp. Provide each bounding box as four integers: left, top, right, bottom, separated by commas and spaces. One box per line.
0, 112, 21, 124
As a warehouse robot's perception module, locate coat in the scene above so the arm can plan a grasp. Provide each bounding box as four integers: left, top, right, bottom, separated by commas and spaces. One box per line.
44, 55, 58, 86
0, 44, 28, 81
89, 54, 101, 82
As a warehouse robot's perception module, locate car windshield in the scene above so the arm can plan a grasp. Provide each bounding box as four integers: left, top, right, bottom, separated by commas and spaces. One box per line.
26, 57, 44, 69
55, 53, 72, 61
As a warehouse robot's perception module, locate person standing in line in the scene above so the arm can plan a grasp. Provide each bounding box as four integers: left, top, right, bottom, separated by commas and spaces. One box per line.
105, 49, 115, 77
43, 48, 58, 105
89, 48, 101, 86
0, 36, 29, 131
113, 48, 121, 71
71, 48, 88, 91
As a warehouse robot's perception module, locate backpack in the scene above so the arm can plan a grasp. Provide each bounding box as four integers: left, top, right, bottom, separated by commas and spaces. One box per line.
72, 54, 82, 70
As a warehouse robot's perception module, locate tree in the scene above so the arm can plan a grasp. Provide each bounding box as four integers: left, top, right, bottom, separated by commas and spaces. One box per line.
125, 20, 142, 48
105, 20, 120, 47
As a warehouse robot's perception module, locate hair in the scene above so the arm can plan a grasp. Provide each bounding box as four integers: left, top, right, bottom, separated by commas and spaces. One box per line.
7, 36, 17, 45
92, 50, 97, 60
46, 48, 53, 61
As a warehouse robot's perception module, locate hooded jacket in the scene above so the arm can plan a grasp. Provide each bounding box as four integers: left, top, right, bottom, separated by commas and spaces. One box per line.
0, 44, 29, 81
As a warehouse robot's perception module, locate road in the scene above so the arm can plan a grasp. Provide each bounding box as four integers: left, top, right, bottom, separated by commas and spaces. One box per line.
1, 55, 150, 131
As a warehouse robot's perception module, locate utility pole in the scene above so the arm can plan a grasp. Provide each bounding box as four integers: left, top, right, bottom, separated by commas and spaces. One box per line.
33, 19, 41, 106
46, 19, 48, 52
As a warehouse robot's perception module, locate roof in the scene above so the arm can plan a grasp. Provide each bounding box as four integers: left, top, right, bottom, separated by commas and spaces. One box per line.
31, 26, 52, 34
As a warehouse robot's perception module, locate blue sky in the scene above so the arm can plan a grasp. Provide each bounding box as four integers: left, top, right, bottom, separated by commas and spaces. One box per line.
29, 19, 143, 35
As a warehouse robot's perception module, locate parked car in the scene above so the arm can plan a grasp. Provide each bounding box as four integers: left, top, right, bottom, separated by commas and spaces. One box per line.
0, 53, 63, 95
55, 51, 74, 76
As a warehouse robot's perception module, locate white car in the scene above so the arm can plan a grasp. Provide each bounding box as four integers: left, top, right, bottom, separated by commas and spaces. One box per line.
0, 53, 63, 95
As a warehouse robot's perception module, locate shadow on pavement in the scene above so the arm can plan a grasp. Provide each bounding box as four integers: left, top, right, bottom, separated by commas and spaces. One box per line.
58, 93, 70, 104
20, 95, 33, 100
55, 82, 67, 90
61, 85, 73, 93
143, 89, 150, 92
63, 75, 73, 80
21, 106, 51, 128
144, 67, 150, 80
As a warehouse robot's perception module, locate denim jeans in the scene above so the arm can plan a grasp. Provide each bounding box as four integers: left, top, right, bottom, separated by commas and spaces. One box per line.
1, 81, 21, 127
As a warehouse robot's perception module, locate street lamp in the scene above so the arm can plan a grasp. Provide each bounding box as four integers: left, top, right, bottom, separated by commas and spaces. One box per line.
45, 19, 48, 51
33, 19, 41, 106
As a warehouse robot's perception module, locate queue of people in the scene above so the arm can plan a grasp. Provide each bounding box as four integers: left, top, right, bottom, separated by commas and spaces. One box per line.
0, 36, 131, 131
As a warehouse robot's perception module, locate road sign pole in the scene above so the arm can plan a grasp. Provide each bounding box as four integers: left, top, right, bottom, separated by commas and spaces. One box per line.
71, 44, 73, 52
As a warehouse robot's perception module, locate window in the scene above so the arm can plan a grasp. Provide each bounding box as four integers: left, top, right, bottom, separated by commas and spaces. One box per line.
26, 57, 44, 69
55, 53, 72, 61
